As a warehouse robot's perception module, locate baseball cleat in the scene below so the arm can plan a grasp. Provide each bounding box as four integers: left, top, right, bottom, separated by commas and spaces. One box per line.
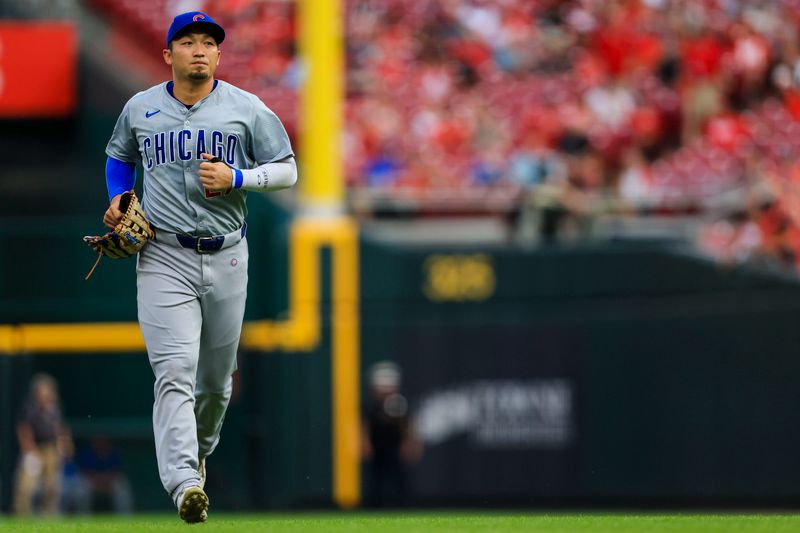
198, 457, 207, 489
178, 486, 209, 523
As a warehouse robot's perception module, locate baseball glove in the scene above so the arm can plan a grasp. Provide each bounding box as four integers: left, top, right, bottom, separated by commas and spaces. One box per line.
83, 190, 154, 280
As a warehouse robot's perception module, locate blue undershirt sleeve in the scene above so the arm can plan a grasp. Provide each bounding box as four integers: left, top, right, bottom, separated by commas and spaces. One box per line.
105, 156, 136, 202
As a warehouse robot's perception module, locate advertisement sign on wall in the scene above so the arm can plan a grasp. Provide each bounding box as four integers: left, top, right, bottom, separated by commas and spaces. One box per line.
398, 325, 580, 501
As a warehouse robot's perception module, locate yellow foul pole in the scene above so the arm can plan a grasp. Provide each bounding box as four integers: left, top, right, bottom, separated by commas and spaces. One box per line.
299, 0, 360, 509
299, 0, 344, 210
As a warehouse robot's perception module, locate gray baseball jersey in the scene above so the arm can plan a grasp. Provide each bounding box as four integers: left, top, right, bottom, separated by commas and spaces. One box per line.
106, 80, 293, 236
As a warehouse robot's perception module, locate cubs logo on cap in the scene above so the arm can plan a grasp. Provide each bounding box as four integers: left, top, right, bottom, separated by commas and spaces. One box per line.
166, 11, 225, 48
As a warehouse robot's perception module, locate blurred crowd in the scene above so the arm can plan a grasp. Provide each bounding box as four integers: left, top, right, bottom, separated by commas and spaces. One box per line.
87, 0, 800, 270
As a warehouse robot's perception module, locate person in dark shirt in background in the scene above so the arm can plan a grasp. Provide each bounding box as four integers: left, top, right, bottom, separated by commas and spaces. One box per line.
361, 361, 422, 507
13, 373, 72, 516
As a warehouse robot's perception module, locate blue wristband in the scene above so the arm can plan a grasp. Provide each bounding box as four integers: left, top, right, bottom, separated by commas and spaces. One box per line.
233, 168, 244, 189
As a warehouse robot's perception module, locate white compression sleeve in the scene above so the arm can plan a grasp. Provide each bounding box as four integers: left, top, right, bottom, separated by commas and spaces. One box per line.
231, 157, 297, 191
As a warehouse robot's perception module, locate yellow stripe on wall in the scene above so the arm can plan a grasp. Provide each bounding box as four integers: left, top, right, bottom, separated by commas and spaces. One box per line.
0, 322, 145, 354
0, 325, 21, 354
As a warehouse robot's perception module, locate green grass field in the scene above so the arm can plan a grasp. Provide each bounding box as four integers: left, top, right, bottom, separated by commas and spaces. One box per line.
2, 512, 800, 533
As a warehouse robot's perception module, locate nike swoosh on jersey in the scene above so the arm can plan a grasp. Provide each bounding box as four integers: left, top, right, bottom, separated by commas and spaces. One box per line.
145, 110, 161, 118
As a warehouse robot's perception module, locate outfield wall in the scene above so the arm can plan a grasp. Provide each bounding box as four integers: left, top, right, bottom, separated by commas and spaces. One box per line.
3, 200, 800, 511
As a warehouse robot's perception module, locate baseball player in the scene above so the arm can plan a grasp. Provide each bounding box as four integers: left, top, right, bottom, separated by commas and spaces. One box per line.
100, 11, 296, 523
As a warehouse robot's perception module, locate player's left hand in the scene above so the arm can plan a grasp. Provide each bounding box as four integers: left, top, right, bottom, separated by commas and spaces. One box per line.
199, 153, 233, 192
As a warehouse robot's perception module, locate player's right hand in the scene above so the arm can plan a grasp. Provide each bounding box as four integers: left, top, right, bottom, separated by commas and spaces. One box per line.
103, 193, 125, 228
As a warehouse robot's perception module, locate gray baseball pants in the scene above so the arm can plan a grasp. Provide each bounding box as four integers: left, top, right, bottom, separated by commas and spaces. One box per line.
136, 236, 248, 503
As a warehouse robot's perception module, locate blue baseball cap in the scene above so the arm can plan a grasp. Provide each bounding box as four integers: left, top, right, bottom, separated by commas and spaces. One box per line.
166, 11, 225, 48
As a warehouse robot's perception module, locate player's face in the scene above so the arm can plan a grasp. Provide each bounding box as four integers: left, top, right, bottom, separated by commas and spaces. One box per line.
164, 32, 221, 82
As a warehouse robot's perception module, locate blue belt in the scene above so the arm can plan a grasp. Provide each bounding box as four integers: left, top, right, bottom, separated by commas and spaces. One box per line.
173, 223, 247, 253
